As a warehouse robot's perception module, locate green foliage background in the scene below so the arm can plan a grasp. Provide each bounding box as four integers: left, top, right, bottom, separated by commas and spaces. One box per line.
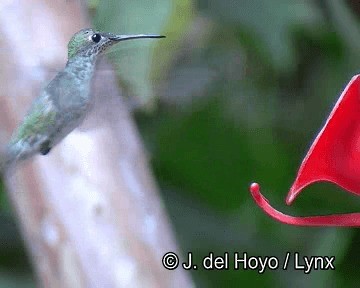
2, 0, 360, 287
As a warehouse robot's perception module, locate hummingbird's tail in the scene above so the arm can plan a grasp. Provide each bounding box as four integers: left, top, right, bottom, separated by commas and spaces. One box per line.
0, 146, 19, 174
0, 140, 42, 174
0, 152, 9, 175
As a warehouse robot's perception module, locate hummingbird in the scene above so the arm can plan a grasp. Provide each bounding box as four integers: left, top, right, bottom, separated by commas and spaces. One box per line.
2, 28, 165, 172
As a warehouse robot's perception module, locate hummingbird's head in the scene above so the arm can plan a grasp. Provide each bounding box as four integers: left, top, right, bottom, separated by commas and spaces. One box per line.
67, 28, 165, 59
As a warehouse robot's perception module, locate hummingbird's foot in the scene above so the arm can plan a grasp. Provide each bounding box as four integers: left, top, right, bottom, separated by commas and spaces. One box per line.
39, 140, 51, 155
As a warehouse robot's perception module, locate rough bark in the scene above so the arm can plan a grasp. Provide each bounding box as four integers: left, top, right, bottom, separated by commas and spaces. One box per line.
0, 1, 193, 287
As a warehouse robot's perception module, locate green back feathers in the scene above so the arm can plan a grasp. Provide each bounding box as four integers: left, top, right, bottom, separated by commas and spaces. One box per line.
11, 100, 56, 144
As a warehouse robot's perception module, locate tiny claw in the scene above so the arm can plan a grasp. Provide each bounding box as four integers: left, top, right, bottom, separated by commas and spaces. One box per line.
40, 140, 52, 156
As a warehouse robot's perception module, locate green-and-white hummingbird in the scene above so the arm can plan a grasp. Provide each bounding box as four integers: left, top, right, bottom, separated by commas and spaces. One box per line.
2, 28, 165, 171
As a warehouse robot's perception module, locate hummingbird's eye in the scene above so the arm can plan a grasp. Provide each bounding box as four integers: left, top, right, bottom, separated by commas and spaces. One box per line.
91, 33, 101, 43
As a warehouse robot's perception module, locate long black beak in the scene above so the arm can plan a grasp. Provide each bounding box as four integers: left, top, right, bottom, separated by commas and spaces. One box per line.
108, 34, 165, 42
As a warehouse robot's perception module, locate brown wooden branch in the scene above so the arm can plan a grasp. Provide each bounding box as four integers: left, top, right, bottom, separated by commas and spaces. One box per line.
0, 1, 193, 287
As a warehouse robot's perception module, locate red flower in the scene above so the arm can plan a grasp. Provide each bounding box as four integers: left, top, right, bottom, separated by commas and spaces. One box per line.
250, 75, 360, 226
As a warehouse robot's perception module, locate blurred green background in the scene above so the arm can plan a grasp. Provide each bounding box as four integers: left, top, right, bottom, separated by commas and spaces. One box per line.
3, 0, 360, 287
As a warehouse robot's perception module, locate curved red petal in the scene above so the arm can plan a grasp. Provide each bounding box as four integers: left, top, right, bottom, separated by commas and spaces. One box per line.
250, 183, 360, 226
286, 75, 360, 204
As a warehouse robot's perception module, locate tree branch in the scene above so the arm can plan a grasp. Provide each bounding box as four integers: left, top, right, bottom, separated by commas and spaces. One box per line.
0, 1, 193, 287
